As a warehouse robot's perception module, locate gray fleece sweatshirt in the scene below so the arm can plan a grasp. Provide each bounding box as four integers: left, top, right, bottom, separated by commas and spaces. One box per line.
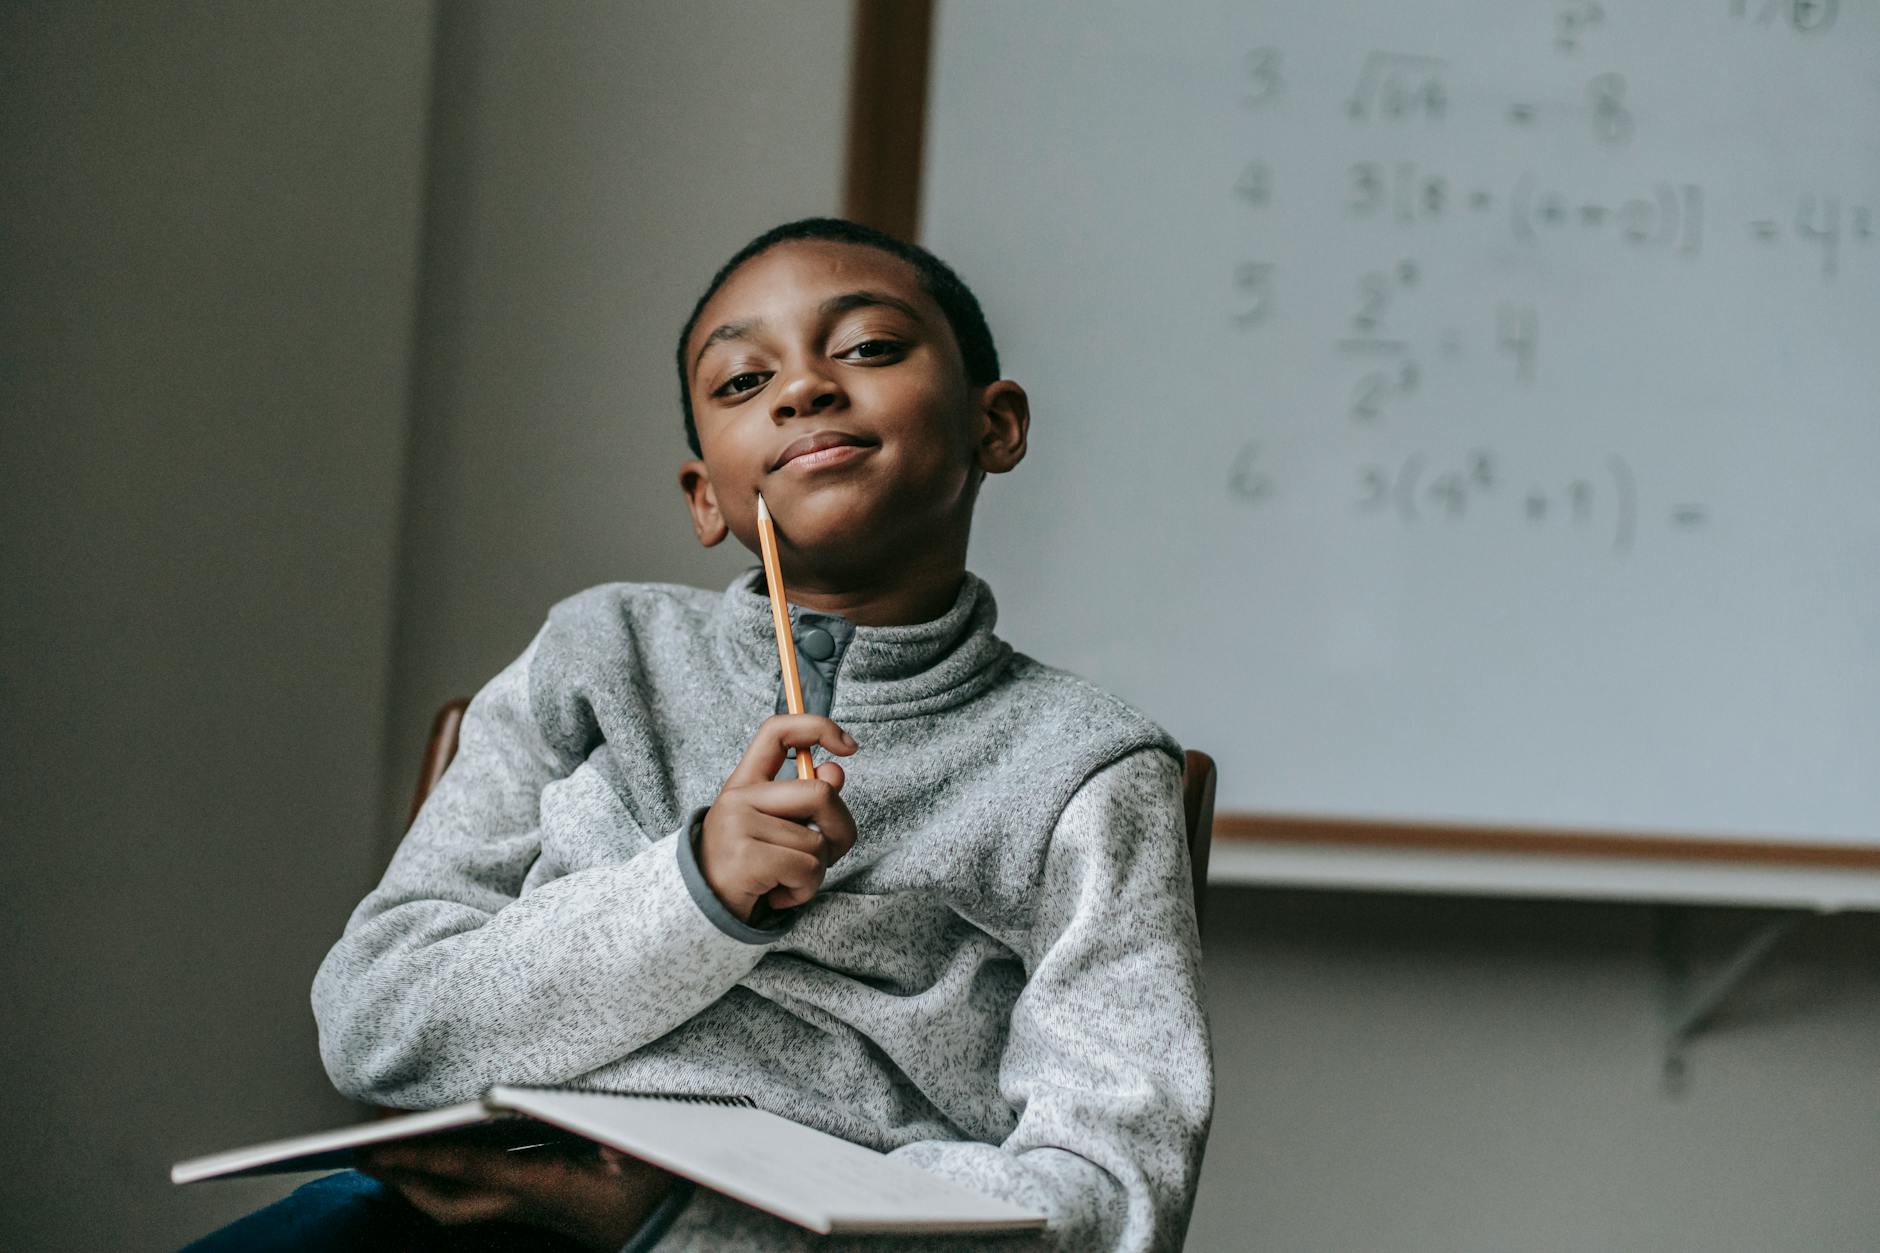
312, 570, 1213, 1251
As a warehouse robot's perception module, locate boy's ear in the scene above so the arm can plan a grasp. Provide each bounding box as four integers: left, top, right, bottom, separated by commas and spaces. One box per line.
974, 381, 1029, 476
678, 459, 729, 547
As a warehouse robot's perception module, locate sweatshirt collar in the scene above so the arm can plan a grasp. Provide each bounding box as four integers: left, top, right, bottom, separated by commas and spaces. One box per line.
711, 568, 1013, 721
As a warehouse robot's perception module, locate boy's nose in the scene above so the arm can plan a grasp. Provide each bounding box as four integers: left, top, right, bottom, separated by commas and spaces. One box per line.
771, 367, 845, 420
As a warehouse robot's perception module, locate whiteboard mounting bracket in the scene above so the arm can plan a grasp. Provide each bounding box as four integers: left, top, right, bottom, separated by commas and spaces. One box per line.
1652, 906, 1806, 1096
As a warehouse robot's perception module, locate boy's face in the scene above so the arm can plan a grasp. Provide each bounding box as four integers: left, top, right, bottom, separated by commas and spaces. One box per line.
678, 241, 1026, 581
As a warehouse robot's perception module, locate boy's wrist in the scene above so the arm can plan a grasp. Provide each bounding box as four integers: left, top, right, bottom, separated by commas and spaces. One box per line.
676, 807, 795, 944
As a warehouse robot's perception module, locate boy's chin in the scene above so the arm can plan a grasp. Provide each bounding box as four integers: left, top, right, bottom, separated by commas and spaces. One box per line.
752, 484, 899, 564
758, 480, 873, 533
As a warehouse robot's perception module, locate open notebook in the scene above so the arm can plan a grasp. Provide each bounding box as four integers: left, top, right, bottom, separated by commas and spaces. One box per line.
172, 1085, 1046, 1237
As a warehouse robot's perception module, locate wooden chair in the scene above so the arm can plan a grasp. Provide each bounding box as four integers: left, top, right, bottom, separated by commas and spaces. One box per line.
1179, 749, 1216, 935
406, 700, 1216, 934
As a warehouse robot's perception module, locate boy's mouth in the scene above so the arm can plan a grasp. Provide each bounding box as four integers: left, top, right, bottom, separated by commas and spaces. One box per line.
771, 430, 877, 471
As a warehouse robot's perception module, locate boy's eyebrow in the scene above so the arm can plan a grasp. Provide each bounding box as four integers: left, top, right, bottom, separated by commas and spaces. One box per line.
691, 291, 925, 378
818, 290, 924, 323
693, 319, 762, 376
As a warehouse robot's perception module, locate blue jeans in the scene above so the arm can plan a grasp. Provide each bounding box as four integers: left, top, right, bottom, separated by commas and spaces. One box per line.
178, 1170, 600, 1252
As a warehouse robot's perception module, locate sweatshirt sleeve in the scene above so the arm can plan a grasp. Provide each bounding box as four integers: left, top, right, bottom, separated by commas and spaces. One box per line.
647, 746, 1215, 1253
311, 628, 782, 1109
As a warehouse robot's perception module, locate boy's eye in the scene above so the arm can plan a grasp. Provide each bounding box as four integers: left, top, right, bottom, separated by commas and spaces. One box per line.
841, 339, 904, 361
714, 371, 769, 398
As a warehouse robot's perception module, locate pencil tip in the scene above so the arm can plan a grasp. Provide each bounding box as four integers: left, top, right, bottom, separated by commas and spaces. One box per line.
756, 492, 768, 523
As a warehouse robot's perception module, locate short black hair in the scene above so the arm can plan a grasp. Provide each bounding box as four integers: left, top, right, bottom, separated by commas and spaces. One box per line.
676, 217, 1001, 457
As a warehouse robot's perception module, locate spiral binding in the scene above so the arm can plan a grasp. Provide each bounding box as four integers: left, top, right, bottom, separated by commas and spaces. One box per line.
510, 1084, 756, 1109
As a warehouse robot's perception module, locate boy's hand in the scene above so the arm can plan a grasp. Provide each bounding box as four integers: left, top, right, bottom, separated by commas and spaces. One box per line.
358, 1140, 672, 1250
700, 714, 859, 923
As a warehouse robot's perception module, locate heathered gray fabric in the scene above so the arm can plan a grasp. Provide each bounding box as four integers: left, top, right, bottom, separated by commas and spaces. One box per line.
311, 570, 1213, 1251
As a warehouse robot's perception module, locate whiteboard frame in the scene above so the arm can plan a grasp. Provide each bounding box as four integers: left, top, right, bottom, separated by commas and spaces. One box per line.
1210, 835, 1880, 910
1210, 814, 1880, 908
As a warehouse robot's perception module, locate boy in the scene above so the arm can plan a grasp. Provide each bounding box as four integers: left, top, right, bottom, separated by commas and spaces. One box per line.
187, 219, 1211, 1252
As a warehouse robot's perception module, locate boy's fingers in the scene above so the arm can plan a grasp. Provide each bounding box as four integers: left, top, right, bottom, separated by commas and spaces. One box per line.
735, 790, 857, 865
740, 812, 824, 856
363, 1142, 495, 1178
725, 715, 857, 789
374, 1170, 515, 1226
739, 843, 824, 898
752, 814, 854, 867
812, 764, 857, 859
766, 881, 818, 910
730, 776, 847, 822
365, 1139, 578, 1187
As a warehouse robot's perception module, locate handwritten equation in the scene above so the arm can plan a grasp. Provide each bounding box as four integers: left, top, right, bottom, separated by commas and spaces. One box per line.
1748, 194, 1877, 277
1218, 0, 1879, 553
1728, 0, 1839, 32
1323, 258, 1539, 422
1228, 444, 1710, 555
1340, 162, 1706, 256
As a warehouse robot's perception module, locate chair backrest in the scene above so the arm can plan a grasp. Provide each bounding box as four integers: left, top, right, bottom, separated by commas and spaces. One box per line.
405, 698, 470, 829
407, 700, 1216, 935
1180, 750, 1216, 936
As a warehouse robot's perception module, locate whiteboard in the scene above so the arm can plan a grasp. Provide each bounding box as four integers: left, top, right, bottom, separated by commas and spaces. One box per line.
921, 0, 1880, 889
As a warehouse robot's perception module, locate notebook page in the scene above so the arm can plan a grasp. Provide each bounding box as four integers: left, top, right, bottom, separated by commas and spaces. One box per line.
170, 1102, 494, 1183
491, 1087, 1046, 1235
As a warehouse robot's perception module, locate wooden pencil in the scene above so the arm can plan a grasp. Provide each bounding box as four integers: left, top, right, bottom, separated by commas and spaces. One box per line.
755, 493, 817, 780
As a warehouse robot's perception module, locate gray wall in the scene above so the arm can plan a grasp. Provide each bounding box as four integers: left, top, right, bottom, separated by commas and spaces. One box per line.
1191, 888, 1880, 1252
383, 0, 856, 850
6, 4, 1876, 1251
1, 2, 854, 1248
0, 3, 434, 1248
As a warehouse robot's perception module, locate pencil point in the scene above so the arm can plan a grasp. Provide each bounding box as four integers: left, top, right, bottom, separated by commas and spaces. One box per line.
756, 492, 769, 523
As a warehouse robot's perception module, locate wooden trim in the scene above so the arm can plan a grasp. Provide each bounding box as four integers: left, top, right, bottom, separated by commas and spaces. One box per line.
843, 0, 935, 240
1214, 811, 1880, 869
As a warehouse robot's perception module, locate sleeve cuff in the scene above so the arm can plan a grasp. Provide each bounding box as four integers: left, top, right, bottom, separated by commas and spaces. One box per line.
674, 805, 797, 945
